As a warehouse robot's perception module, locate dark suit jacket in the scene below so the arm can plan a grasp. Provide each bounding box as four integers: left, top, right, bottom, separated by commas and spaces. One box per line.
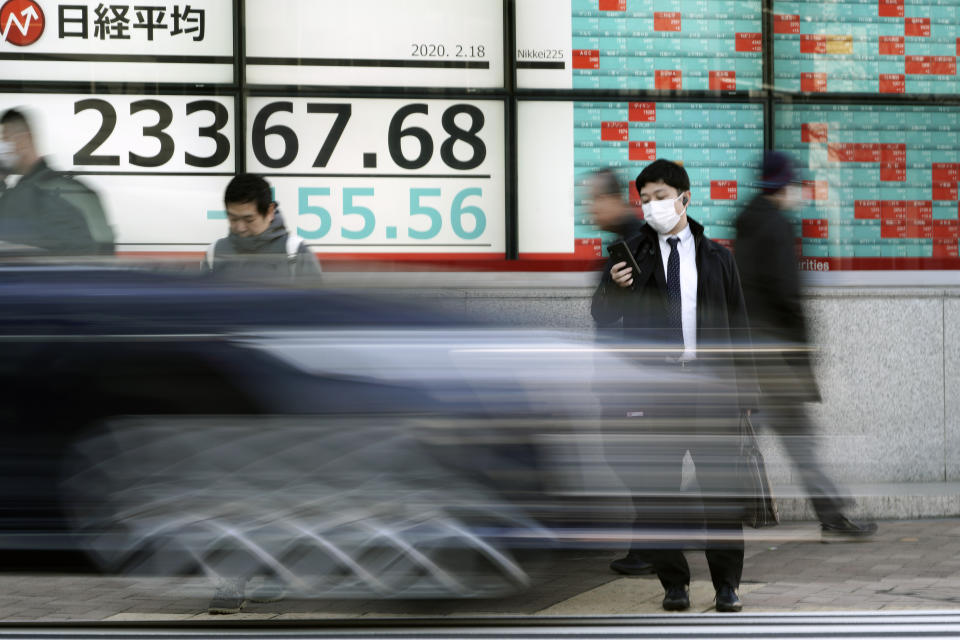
592, 217, 758, 410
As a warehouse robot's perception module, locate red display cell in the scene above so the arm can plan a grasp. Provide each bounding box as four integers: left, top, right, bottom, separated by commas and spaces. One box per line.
933, 182, 958, 201
654, 12, 681, 31
828, 143, 856, 162
880, 73, 907, 93
713, 238, 733, 250
854, 143, 881, 162
599, 0, 626, 10
629, 141, 657, 161
905, 56, 931, 74
881, 164, 907, 181
710, 180, 738, 200
882, 200, 908, 221
801, 122, 829, 143
575, 237, 605, 259
879, 36, 905, 55
800, 34, 827, 54
628, 181, 641, 207
881, 143, 907, 162
957, 37, 960, 56
905, 56, 954, 75
934, 56, 957, 75
879, 73, 906, 93
601, 121, 629, 141
906, 200, 933, 221
905, 17, 931, 37
709, 70, 736, 91
933, 240, 959, 258
905, 221, 933, 238
736, 32, 762, 52
628, 102, 656, 122
881, 221, 907, 238
802, 219, 829, 239
803, 180, 828, 200
801, 72, 827, 92
655, 69, 682, 90
774, 14, 800, 34
880, 0, 904, 17
934, 221, 960, 239
933, 163, 960, 181
855, 200, 882, 219
572, 50, 600, 69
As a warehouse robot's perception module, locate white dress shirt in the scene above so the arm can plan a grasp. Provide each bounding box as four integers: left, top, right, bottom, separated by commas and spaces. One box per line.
658, 224, 698, 359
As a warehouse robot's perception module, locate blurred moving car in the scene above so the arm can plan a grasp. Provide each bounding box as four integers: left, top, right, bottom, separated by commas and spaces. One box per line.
0, 261, 742, 598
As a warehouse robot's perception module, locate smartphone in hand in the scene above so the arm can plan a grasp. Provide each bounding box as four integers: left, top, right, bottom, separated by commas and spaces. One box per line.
607, 240, 643, 286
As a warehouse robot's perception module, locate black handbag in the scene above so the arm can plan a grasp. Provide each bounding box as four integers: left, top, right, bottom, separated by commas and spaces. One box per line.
738, 413, 779, 528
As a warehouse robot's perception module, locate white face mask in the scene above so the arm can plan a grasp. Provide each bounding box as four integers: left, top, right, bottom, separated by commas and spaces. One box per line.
641, 196, 685, 234
0, 140, 17, 172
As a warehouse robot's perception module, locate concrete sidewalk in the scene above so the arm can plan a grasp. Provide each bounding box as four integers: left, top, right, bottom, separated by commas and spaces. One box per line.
0, 519, 958, 621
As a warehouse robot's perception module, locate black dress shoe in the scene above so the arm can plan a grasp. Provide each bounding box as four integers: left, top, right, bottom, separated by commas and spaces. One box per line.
662, 585, 690, 611
715, 584, 742, 612
609, 552, 655, 575
821, 515, 878, 543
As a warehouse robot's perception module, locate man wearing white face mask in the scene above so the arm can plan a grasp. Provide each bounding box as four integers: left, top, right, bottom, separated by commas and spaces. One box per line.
592, 159, 756, 613
0, 108, 113, 256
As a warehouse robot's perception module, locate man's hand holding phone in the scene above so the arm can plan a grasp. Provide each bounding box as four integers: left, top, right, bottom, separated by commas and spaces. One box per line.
611, 262, 633, 288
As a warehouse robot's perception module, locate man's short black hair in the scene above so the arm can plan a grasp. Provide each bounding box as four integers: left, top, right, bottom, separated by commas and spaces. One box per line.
635, 159, 690, 195
224, 173, 273, 215
1, 107, 32, 134
590, 168, 623, 198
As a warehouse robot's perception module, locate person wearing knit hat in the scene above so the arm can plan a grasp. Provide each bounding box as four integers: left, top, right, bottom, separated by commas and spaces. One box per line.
757, 150, 800, 194
734, 151, 877, 543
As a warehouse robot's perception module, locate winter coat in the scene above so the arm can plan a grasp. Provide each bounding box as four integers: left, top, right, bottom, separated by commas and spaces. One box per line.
202, 211, 321, 281
734, 194, 821, 402
0, 158, 114, 255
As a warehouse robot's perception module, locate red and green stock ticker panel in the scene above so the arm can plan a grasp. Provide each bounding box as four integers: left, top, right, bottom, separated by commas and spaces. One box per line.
571, 0, 762, 90
571, 101, 764, 260
776, 104, 960, 270
774, 0, 960, 94
567, 0, 960, 94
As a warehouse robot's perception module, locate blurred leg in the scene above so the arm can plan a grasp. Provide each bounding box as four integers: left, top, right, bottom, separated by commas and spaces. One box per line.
764, 395, 850, 523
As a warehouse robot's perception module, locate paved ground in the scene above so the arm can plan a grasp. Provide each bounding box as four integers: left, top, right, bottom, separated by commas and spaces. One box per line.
0, 519, 958, 620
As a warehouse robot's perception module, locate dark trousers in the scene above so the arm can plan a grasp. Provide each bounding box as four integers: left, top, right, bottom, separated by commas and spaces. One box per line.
605, 361, 746, 592
627, 434, 745, 591
761, 394, 850, 523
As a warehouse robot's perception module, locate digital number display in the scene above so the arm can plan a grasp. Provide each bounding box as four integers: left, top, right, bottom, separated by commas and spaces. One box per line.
517, 101, 763, 260
3, 94, 236, 173
775, 104, 960, 269
774, 0, 960, 94
244, 0, 503, 88
517, 0, 762, 91
0, 0, 233, 83
245, 97, 505, 256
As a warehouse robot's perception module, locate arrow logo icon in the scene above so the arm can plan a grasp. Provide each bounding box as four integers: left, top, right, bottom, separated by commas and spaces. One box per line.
0, 0, 45, 47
